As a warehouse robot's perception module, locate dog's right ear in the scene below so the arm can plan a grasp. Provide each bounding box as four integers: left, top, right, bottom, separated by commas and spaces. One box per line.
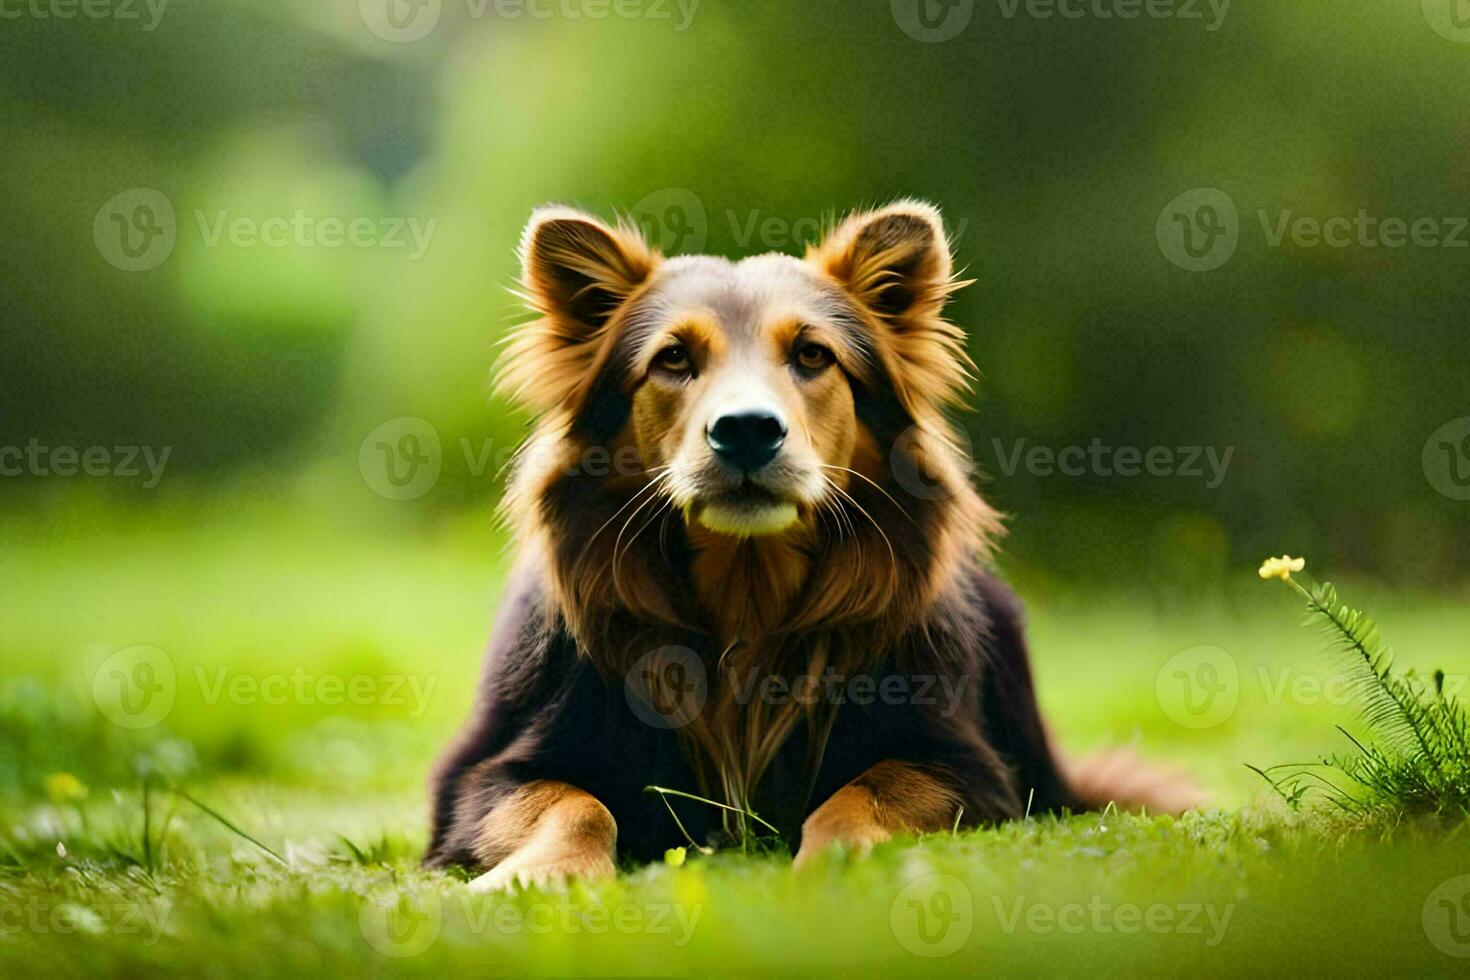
500, 207, 658, 412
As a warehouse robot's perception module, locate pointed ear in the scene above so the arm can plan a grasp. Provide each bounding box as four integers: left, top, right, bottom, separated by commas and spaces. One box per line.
810, 202, 972, 412
811, 201, 956, 321
500, 207, 658, 412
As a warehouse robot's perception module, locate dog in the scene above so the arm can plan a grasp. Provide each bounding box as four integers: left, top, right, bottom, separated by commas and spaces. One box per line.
424, 201, 1198, 891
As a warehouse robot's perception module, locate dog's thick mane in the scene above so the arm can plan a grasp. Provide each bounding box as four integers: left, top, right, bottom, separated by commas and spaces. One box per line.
495, 202, 1003, 813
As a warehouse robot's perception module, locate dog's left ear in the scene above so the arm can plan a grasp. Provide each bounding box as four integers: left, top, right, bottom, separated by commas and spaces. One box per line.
499, 206, 658, 414
810, 201, 971, 412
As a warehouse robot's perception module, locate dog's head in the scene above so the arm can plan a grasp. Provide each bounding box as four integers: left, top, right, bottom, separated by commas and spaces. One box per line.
498, 201, 1001, 650
501, 201, 985, 546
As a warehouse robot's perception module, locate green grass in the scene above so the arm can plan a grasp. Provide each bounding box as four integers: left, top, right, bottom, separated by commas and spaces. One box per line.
4, 505, 1470, 976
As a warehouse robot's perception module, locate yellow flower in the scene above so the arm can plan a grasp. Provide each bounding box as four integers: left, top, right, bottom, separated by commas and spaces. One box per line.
664, 846, 688, 868
1258, 555, 1306, 581
45, 772, 88, 804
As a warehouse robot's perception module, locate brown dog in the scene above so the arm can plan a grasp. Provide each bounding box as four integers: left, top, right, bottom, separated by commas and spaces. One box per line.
425, 202, 1196, 891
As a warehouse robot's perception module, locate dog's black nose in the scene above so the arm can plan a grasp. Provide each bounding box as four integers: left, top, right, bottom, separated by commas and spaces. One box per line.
707, 410, 787, 472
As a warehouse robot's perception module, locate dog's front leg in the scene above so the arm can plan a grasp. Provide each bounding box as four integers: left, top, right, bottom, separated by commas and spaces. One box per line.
467, 781, 617, 892
793, 760, 964, 870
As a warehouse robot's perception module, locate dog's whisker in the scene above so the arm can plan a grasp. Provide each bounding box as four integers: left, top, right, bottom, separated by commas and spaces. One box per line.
818, 464, 920, 528
585, 473, 669, 553
826, 479, 896, 572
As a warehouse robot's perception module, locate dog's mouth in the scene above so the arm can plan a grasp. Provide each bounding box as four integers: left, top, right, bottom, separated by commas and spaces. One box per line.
688, 481, 800, 537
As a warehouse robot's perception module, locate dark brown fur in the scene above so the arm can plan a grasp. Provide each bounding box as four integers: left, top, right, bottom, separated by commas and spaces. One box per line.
425, 202, 1195, 879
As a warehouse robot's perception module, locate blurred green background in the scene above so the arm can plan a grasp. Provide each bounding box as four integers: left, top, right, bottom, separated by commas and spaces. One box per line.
4, 3, 1470, 974
3, 0, 1468, 584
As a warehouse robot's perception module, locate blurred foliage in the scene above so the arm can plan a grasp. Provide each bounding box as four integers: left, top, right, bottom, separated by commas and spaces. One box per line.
2, 0, 1467, 587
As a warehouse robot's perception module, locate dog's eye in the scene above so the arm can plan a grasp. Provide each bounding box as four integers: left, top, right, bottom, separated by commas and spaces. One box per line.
653, 344, 693, 375
794, 343, 835, 374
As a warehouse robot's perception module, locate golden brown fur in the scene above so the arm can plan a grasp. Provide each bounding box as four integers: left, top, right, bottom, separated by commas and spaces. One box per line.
423, 200, 1197, 888
794, 760, 967, 869
469, 781, 617, 892
496, 201, 1002, 821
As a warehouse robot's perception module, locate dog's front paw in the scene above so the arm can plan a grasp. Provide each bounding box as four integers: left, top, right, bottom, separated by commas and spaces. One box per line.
467, 846, 616, 894
793, 821, 890, 872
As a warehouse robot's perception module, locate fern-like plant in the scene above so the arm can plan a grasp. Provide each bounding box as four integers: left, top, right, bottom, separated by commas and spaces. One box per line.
1249, 556, 1470, 818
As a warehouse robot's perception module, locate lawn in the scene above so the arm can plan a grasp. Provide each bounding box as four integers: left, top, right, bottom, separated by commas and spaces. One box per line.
3, 503, 1469, 976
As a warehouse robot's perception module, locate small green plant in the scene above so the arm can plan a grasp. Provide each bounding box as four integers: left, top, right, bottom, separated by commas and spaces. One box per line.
644, 785, 785, 856
1250, 556, 1470, 818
